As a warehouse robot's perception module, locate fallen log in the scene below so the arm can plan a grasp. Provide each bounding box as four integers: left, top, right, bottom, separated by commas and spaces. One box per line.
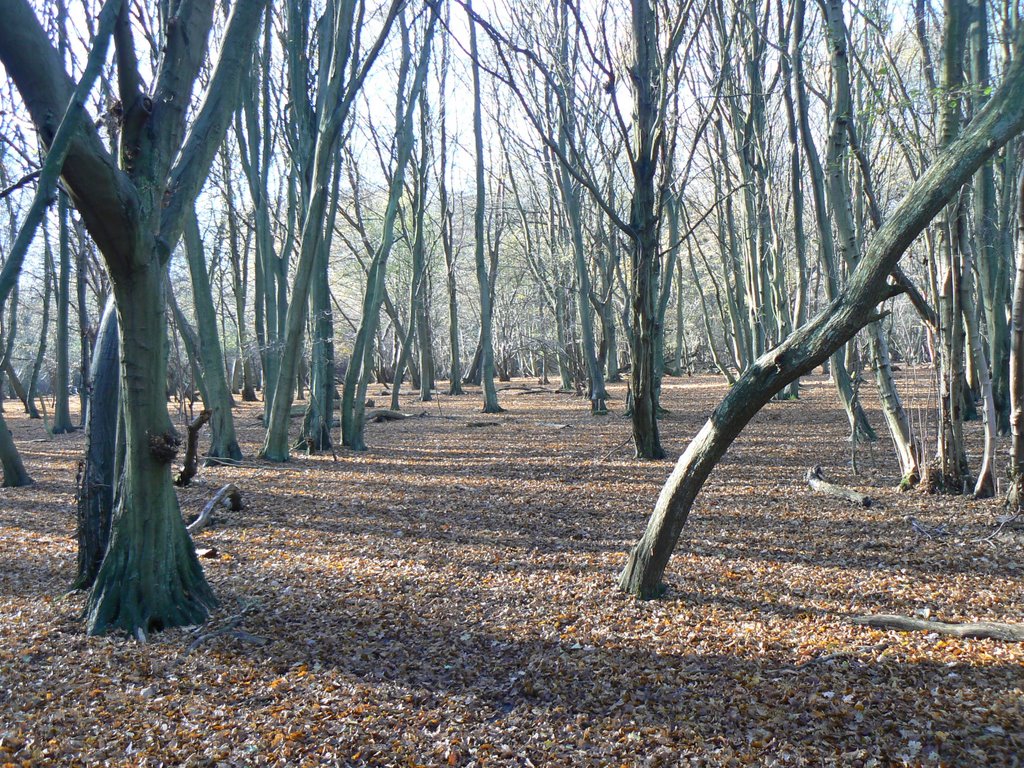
367, 409, 409, 422
187, 483, 242, 535
851, 614, 1024, 642
806, 465, 872, 507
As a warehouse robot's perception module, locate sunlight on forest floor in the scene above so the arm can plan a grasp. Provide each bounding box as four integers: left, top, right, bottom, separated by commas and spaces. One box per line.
0, 371, 1021, 766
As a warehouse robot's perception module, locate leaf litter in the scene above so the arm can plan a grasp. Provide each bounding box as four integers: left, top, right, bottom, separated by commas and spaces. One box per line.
0, 372, 1021, 766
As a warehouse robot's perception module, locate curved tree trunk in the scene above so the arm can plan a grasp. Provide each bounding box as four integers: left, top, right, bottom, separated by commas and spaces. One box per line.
620, 44, 1024, 596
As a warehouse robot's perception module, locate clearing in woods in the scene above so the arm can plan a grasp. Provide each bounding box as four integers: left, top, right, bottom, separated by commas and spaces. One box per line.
0, 372, 1021, 765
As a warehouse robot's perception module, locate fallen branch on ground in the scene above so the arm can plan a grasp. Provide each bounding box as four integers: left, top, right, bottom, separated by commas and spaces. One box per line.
851, 614, 1024, 642
599, 434, 635, 462
181, 615, 266, 656
907, 515, 950, 538
187, 483, 242, 535
366, 409, 423, 423
806, 465, 872, 507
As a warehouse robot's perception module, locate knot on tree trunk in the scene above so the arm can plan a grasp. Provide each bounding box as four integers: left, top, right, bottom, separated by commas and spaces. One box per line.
148, 430, 181, 464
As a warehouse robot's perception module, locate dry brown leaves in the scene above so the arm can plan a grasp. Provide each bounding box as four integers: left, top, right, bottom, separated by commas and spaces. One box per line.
0, 372, 1022, 766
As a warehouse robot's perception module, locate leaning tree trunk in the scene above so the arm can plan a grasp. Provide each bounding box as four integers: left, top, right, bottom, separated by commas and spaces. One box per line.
821, 0, 919, 481
73, 297, 119, 590
793, 0, 875, 442
620, 41, 1024, 597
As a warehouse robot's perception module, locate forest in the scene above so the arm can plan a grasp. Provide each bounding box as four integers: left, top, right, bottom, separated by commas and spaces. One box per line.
0, 0, 1022, 764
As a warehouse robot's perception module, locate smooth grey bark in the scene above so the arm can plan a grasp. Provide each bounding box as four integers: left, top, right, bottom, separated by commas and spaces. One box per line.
933, 0, 971, 492
74, 297, 118, 589
969, 0, 1010, 435
341, 8, 437, 449
182, 209, 241, 462
437, 13, 463, 396
959, 216, 996, 496
236, 14, 286, 420
168, 288, 209, 407
821, 0, 921, 483
391, 92, 432, 411
1009, 164, 1024, 503
27, 229, 54, 422
779, 1, 807, 399
552, 2, 606, 413
74, 217, 93, 423
220, 148, 257, 402
414, 83, 435, 403
625, 0, 672, 460
52, 190, 74, 433
263, 0, 405, 461
0, 286, 31, 486
467, 0, 501, 414
619, 35, 1024, 597
792, 0, 875, 443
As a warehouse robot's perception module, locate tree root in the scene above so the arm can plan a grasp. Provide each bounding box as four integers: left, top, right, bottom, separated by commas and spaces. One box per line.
851, 614, 1024, 642
806, 466, 873, 507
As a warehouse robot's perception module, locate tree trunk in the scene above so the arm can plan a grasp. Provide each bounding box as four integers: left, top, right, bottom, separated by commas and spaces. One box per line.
51, 190, 74, 433
620, 41, 1024, 596
74, 297, 118, 589
27, 227, 54, 421
1007, 166, 1024, 504
932, 0, 970, 492
183, 210, 241, 462
468, 0, 501, 414
87, 265, 218, 636
627, 0, 665, 460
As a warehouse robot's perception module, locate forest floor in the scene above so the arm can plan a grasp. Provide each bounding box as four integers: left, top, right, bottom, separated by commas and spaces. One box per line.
0, 371, 1022, 767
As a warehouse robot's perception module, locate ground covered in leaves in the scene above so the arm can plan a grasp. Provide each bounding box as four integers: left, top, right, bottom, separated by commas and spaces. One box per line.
0, 372, 1022, 766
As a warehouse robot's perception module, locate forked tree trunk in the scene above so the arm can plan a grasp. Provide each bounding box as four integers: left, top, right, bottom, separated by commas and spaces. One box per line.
620, 44, 1024, 596
87, 265, 217, 636
0, 0, 268, 635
